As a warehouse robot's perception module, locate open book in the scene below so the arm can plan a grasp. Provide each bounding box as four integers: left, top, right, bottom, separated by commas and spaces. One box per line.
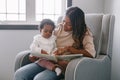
32, 52, 83, 62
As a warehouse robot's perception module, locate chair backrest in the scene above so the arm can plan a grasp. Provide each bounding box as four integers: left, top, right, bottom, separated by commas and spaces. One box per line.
100, 14, 115, 58
85, 14, 115, 58
57, 14, 115, 58
85, 14, 103, 57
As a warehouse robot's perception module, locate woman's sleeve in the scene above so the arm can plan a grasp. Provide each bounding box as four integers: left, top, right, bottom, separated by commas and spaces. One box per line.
83, 30, 96, 58
30, 36, 42, 54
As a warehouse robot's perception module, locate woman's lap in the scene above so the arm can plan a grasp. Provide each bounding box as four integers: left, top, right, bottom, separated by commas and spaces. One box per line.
14, 63, 63, 80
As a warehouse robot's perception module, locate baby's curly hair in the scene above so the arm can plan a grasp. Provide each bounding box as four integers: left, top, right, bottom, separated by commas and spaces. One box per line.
38, 19, 55, 30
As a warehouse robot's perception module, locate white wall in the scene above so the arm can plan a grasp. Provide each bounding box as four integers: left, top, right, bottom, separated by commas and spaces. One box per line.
104, 0, 120, 80
72, 0, 104, 13
0, 30, 39, 80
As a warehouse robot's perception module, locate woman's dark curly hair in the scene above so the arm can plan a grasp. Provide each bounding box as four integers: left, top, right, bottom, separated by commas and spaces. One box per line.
66, 6, 87, 49
38, 19, 55, 30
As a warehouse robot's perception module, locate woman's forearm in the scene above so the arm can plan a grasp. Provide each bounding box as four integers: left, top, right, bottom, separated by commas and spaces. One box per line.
67, 47, 93, 58
77, 49, 93, 58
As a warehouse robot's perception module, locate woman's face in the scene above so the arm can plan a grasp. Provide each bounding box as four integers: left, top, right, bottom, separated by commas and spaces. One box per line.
41, 24, 54, 38
63, 16, 72, 31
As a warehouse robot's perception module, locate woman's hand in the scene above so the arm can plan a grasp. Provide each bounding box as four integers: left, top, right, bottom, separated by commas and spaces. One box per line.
53, 49, 62, 55
41, 49, 48, 54
67, 46, 93, 57
67, 46, 77, 53
54, 47, 67, 55
29, 54, 39, 62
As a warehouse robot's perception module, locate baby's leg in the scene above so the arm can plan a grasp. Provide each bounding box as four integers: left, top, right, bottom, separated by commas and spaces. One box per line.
37, 59, 56, 70
37, 59, 62, 76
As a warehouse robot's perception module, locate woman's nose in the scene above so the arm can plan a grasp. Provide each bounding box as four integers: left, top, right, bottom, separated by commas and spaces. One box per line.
46, 32, 51, 35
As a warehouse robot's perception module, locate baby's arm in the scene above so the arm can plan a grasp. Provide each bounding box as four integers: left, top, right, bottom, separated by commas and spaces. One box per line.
30, 38, 42, 54
30, 35, 48, 55
41, 49, 48, 54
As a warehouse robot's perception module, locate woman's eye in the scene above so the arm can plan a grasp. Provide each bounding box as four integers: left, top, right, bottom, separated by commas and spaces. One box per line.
44, 30, 47, 33
44, 30, 52, 34
68, 24, 72, 26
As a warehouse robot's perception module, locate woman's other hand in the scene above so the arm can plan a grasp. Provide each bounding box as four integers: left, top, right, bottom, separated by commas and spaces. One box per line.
57, 60, 69, 72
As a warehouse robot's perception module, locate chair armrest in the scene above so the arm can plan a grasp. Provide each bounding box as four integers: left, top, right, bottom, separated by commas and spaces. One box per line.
65, 56, 111, 80
14, 50, 32, 72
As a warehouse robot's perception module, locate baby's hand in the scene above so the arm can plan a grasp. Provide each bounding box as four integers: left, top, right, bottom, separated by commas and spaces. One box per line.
29, 54, 39, 62
41, 49, 48, 54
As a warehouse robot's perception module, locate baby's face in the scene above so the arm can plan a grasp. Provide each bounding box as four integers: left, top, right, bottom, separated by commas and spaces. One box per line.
41, 24, 54, 38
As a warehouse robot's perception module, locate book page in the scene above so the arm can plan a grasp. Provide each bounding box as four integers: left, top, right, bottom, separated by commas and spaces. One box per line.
32, 53, 58, 62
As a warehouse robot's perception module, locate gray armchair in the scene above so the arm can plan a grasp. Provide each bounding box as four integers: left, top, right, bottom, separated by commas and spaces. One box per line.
14, 14, 115, 80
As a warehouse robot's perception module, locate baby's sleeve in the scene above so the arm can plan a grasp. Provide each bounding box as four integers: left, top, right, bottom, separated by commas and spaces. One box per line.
30, 35, 42, 55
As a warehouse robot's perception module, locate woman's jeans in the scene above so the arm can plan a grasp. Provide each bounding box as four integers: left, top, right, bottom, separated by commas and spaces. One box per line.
14, 63, 63, 80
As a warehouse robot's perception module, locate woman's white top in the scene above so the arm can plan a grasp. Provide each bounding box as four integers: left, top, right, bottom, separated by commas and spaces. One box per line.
30, 34, 56, 55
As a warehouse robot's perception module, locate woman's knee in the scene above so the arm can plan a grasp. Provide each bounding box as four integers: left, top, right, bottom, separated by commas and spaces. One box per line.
14, 63, 42, 80
33, 70, 58, 80
14, 68, 27, 80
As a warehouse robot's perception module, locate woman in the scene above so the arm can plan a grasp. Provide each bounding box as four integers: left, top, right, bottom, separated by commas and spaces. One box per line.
14, 6, 96, 80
